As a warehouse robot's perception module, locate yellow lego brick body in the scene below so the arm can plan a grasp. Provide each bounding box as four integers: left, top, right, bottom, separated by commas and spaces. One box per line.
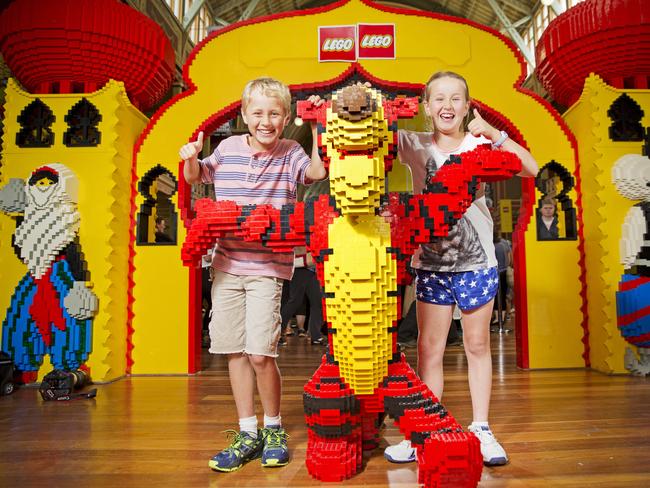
324, 215, 397, 394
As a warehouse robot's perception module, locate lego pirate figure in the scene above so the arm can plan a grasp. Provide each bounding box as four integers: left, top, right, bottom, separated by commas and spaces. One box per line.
0, 164, 97, 378
183, 85, 522, 487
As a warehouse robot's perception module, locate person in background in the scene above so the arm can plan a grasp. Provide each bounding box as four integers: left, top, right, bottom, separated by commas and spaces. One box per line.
280, 247, 326, 346
537, 197, 559, 240
492, 232, 512, 327
154, 217, 173, 243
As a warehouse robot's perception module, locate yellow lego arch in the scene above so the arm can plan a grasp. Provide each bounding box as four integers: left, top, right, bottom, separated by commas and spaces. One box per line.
131, 0, 584, 374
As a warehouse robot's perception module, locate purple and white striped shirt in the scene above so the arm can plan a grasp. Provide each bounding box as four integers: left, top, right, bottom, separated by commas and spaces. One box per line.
199, 134, 311, 280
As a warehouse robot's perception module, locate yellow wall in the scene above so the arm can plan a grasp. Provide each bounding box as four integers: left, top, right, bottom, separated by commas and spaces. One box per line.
133, 0, 583, 373
563, 74, 650, 373
0, 79, 148, 381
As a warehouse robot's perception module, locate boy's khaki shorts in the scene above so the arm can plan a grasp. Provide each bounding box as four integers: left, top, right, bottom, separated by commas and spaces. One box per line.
208, 270, 283, 357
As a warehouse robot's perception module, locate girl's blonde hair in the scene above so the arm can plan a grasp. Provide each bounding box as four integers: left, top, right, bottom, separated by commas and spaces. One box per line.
241, 77, 292, 115
423, 71, 472, 132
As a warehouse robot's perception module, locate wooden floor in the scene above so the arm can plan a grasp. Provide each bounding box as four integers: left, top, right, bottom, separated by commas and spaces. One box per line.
2, 323, 650, 487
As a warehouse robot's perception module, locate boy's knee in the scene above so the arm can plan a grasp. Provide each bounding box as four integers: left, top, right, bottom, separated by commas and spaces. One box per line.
248, 354, 274, 369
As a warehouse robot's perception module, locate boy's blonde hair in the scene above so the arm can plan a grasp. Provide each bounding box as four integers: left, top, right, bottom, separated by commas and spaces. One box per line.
423, 71, 472, 132
241, 77, 292, 115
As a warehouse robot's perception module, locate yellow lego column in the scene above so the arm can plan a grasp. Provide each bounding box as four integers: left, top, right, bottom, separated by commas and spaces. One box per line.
563, 74, 650, 374
0, 79, 148, 382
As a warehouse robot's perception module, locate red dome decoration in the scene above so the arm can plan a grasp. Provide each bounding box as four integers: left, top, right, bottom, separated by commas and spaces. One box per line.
535, 0, 650, 108
0, 0, 175, 111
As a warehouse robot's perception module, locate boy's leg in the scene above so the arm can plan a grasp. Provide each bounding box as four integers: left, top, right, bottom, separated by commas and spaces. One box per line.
248, 354, 281, 417
243, 275, 289, 467
228, 353, 256, 418
208, 271, 263, 472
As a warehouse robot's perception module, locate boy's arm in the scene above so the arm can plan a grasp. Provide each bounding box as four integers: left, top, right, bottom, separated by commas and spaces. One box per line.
180, 131, 204, 184
182, 199, 310, 266
304, 123, 327, 182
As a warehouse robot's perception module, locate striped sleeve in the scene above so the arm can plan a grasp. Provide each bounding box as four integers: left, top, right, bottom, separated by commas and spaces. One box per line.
198, 144, 223, 184
288, 141, 312, 184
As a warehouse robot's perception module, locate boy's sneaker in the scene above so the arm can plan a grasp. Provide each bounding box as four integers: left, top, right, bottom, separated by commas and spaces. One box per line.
384, 439, 416, 463
261, 426, 289, 467
208, 430, 263, 472
468, 424, 508, 466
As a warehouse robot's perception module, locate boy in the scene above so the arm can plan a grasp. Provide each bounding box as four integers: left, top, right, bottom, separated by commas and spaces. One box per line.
180, 77, 326, 472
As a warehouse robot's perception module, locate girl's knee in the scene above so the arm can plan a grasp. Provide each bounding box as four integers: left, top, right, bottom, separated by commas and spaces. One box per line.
417, 342, 445, 365
463, 337, 490, 357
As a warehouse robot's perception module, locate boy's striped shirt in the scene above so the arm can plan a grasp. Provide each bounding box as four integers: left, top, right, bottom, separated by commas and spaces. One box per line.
199, 134, 310, 280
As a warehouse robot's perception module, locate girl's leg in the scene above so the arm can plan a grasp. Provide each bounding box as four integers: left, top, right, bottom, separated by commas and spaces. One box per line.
416, 301, 453, 399
462, 299, 508, 466
460, 299, 494, 422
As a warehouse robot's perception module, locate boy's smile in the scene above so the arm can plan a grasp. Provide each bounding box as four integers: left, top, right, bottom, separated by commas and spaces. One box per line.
242, 89, 290, 152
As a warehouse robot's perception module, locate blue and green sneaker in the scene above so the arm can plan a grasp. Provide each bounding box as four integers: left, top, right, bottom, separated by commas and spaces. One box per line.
208, 430, 263, 472
261, 426, 289, 467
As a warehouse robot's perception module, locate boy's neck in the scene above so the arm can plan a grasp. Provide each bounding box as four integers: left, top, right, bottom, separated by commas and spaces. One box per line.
247, 134, 280, 153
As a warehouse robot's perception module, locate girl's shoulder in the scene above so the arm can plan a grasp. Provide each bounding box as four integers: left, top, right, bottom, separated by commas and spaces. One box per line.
399, 129, 432, 137
398, 129, 433, 148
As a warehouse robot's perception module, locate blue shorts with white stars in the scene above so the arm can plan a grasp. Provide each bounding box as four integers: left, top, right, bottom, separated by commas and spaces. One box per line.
415, 267, 499, 311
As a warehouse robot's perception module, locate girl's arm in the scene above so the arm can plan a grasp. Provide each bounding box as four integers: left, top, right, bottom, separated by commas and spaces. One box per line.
468, 109, 539, 177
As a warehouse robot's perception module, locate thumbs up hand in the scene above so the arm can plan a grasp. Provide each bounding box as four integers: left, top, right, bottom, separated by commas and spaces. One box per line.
179, 131, 204, 161
467, 109, 500, 143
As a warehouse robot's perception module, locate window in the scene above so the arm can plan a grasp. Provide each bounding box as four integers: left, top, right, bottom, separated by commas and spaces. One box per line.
164, 0, 183, 20
16, 99, 55, 148
64, 98, 102, 147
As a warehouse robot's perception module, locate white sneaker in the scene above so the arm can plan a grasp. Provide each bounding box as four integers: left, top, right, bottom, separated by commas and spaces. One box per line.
384, 439, 416, 463
468, 424, 508, 466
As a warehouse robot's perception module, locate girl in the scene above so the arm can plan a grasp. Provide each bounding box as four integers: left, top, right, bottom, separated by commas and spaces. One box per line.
384, 71, 538, 466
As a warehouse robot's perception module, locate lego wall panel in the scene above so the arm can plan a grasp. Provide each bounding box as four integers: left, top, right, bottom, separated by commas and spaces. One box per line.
563, 74, 650, 374
0, 79, 147, 382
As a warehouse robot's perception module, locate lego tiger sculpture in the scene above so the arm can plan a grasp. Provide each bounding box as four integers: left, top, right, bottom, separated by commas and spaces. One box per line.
182, 84, 521, 486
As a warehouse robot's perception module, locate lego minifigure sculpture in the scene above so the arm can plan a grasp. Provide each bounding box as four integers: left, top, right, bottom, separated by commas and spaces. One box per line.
183, 85, 521, 486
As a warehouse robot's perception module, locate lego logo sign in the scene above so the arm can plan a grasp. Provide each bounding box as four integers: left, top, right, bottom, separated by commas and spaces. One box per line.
358, 24, 395, 59
319, 25, 356, 62
318, 24, 395, 62
322, 38, 355, 52
360, 34, 393, 48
